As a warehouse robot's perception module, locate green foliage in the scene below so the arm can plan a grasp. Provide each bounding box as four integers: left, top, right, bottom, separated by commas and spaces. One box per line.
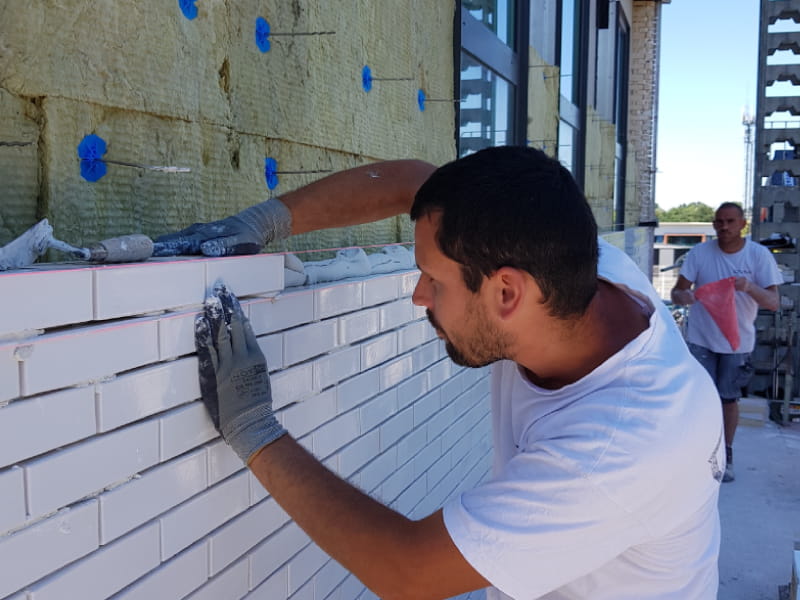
655, 202, 716, 223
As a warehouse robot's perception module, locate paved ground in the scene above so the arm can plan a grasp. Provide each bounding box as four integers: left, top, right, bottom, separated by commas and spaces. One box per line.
717, 399, 800, 600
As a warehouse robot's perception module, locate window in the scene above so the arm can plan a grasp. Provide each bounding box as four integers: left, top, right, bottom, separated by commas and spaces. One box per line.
557, 0, 587, 185
458, 1, 529, 156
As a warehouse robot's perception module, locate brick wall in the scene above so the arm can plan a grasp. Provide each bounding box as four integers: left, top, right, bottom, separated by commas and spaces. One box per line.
0, 255, 491, 600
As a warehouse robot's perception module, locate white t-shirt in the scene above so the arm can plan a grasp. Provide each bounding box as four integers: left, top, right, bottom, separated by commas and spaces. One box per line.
679, 239, 783, 353
443, 240, 724, 600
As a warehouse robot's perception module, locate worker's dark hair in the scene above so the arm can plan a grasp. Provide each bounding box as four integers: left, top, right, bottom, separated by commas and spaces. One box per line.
410, 145, 599, 319
716, 202, 744, 217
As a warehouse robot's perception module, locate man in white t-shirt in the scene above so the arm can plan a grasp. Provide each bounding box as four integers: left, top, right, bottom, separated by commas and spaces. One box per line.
671, 202, 782, 482
159, 146, 724, 599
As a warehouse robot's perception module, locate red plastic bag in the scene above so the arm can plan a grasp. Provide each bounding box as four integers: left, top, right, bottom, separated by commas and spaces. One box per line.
694, 277, 740, 350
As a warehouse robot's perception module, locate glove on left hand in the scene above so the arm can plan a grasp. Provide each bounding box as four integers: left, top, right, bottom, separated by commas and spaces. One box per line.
194, 284, 287, 463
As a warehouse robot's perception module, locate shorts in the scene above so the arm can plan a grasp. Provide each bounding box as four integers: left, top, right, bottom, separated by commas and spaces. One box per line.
688, 343, 753, 402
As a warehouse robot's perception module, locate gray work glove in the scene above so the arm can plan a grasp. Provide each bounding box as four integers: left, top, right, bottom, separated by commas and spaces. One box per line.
153, 198, 292, 257
194, 284, 287, 463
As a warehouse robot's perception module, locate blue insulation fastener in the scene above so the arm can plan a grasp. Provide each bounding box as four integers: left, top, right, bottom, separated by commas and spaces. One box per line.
78, 134, 108, 182
361, 65, 373, 92
264, 157, 279, 190
417, 89, 426, 111
255, 17, 271, 52
178, 0, 198, 20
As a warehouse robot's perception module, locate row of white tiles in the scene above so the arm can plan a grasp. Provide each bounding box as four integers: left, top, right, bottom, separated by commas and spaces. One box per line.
0, 255, 492, 600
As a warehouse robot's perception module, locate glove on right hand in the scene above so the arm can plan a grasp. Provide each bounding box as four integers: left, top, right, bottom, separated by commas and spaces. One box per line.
153, 198, 292, 257
195, 284, 287, 463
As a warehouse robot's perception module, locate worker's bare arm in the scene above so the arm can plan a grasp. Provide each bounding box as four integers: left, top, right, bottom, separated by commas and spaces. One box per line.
670, 275, 695, 306
248, 436, 489, 600
735, 279, 779, 311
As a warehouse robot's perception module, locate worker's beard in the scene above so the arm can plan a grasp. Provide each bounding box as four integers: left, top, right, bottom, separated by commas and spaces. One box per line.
426, 301, 511, 368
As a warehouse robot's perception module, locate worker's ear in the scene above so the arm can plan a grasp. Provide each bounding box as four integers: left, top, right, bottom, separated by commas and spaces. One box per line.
489, 266, 530, 321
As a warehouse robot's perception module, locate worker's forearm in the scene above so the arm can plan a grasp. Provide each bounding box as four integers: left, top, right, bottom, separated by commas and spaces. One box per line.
746, 284, 780, 311
247, 435, 485, 600
280, 160, 437, 236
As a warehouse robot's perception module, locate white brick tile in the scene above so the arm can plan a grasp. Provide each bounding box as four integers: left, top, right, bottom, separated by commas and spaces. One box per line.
0, 500, 99, 599
279, 388, 336, 438
283, 320, 338, 366
313, 412, 360, 459
18, 318, 159, 397
28, 522, 160, 600
396, 371, 428, 408
93, 261, 205, 320
97, 357, 199, 432
412, 303, 428, 320
398, 320, 433, 354
359, 389, 398, 432
288, 543, 328, 595
381, 460, 415, 503
249, 565, 288, 600
336, 369, 380, 413
204, 254, 284, 298
112, 541, 208, 600
208, 498, 289, 576
427, 358, 453, 390
399, 271, 420, 297
270, 363, 314, 409
335, 573, 367, 600
380, 407, 414, 451
412, 340, 440, 371
379, 299, 415, 331
99, 449, 207, 544
394, 477, 427, 519
159, 401, 218, 462
258, 332, 284, 371
413, 389, 442, 428
337, 431, 380, 478
184, 557, 248, 600
0, 466, 25, 534
314, 559, 349, 600
313, 347, 360, 390
314, 281, 363, 319
361, 332, 397, 370
362, 275, 399, 307
249, 523, 308, 589
337, 307, 380, 345
396, 428, 428, 466
160, 471, 249, 560
248, 292, 314, 335
158, 307, 202, 360
359, 449, 397, 495
0, 386, 95, 468
0, 267, 93, 338
25, 420, 160, 518
0, 341, 19, 402
249, 471, 270, 505
380, 355, 414, 391
207, 439, 245, 485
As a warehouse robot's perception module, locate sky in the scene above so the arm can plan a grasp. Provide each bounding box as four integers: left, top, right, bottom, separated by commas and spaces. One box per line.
655, 0, 760, 211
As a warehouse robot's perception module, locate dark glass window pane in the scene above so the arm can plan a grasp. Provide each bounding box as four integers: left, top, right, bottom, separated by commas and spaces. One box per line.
462, 0, 517, 46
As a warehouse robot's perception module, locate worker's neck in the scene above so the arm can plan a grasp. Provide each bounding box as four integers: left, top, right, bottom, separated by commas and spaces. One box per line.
718, 236, 745, 254
519, 280, 650, 390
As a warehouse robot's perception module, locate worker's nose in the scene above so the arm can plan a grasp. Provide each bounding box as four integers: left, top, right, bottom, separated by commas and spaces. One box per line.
412, 275, 431, 308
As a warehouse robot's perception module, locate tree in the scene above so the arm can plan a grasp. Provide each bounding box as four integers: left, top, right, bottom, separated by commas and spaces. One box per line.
656, 202, 716, 223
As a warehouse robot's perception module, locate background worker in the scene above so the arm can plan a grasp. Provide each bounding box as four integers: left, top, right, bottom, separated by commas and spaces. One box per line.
671, 202, 782, 482
161, 146, 724, 600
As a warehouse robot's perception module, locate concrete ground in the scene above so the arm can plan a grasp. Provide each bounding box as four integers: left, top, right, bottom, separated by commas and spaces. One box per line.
717, 397, 800, 600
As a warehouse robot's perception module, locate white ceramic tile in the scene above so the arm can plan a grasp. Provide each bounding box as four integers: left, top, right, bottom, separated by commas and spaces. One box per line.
207, 439, 245, 485
379, 299, 415, 331
360, 332, 397, 370
184, 557, 248, 600
396, 427, 428, 467
359, 448, 397, 494
337, 307, 380, 345
283, 320, 337, 366
0, 386, 95, 468
249, 565, 288, 600
204, 254, 284, 298
279, 388, 336, 439
287, 542, 328, 596
380, 407, 414, 451
97, 357, 199, 432
93, 260, 205, 320
359, 389, 398, 433
426, 358, 453, 390
337, 430, 380, 478
313, 412, 359, 459
158, 307, 202, 360
312, 346, 360, 390
25, 420, 160, 518
362, 275, 399, 307
412, 340, 440, 371
160, 471, 249, 560
258, 332, 283, 371
398, 271, 420, 297
0, 340, 20, 402
314, 559, 349, 600
396, 371, 428, 408
99, 449, 207, 544
270, 363, 314, 409
0, 500, 98, 599
18, 317, 160, 397
397, 320, 432, 354
0, 267, 93, 338
0, 466, 25, 534
381, 460, 415, 503
380, 354, 414, 391
394, 477, 427, 519
208, 497, 289, 576
249, 523, 308, 590
314, 281, 363, 320
27, 522, 160, 600
412, 389, 442, 428
335, 369, 380, 413
159, 401, 219, 462
111, 540, 208, 600
248, 291, 314, 336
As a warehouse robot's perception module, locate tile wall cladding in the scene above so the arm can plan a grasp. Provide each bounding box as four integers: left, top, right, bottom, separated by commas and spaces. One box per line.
0, 253, 491, 600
